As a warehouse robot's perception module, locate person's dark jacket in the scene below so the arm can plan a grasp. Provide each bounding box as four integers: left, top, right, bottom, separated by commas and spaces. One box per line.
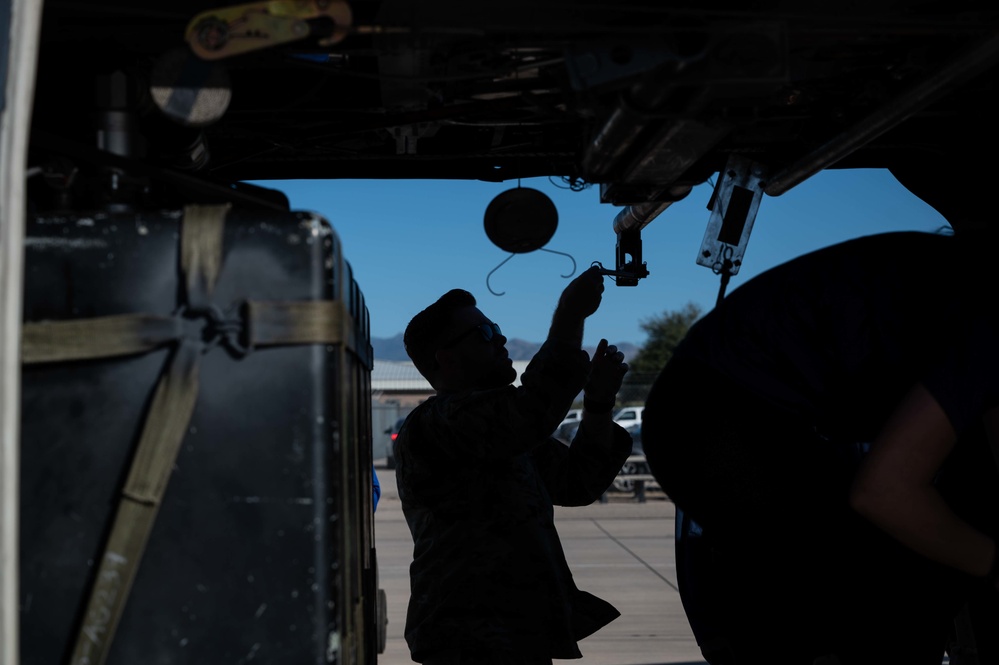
394, 340, 632, 661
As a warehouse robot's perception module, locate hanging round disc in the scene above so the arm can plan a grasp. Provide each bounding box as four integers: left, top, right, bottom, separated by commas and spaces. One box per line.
150, 47, 232, 127
483, 187, 558, 253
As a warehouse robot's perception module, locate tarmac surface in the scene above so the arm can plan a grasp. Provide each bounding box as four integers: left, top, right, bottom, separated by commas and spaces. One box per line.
373, 466, 708, 665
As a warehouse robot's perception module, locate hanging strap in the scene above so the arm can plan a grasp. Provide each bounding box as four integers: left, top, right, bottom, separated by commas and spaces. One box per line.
181, 203, 227, 308
20, 203, 358, 665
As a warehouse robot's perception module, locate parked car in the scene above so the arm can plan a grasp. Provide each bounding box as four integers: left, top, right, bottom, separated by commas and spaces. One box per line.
554, 420, 579, 444
383, 417, 406, 470
612, 424, 650, 492
624, 423, 644, 456
559, 409, 583, 428
613, 406, 645, 429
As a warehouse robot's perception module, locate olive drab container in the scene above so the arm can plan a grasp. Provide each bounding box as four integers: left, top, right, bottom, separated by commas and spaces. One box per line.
19, 204, 379, 665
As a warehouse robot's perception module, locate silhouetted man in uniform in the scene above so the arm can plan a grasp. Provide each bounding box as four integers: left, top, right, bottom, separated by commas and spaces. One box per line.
395, 266, 633, 665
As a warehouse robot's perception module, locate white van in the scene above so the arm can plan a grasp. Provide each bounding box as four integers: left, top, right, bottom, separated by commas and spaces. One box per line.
559, 409, 583, 428
613, 406, 645, 429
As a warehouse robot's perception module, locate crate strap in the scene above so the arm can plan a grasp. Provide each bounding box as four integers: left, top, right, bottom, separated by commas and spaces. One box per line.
65, 203, 228, 665
21, 314, 182, 363
181, 203, 228, 308
246, 299, 354, 352
67, 338, 201, 665
20, 300, 357, 362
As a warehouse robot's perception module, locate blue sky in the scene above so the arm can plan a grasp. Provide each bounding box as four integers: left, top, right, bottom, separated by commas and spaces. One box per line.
260, 168, 948, 349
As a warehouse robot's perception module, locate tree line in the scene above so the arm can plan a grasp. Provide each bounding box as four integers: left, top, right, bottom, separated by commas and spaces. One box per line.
617, 302, 703, 405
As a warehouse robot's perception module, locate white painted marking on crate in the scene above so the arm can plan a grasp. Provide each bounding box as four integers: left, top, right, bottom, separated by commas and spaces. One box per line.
228, 496, 314, 505
326, 631, 340, 663
25, 237, 108, 249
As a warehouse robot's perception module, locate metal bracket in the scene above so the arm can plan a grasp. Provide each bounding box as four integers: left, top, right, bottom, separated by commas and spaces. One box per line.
592, 228, 649, 286
696, 154, 767, 276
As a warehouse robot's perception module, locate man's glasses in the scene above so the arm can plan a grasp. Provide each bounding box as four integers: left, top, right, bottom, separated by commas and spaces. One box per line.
440, 322, 502, 349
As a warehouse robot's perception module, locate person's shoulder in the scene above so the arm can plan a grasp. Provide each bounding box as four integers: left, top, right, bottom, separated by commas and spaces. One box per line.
771, 231, 953, 275
398, 398, 436, 437
824, 230, 952, 255
437, 386, 517, 414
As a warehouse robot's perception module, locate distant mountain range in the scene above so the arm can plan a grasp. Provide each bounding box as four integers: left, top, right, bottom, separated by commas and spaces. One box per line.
372, 333, 640, 361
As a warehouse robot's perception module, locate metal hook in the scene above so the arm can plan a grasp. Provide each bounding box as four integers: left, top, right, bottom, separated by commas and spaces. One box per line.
486, 253, 516, 296
539, 247, 577, 278
485, 247, 578, 296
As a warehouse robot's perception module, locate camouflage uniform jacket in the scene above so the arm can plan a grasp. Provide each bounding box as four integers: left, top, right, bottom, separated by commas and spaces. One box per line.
394, 340, 633, 661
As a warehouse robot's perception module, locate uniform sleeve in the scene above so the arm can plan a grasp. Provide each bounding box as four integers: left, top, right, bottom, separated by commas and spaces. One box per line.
421, 340, 592, 461
531, 422, 634, 506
